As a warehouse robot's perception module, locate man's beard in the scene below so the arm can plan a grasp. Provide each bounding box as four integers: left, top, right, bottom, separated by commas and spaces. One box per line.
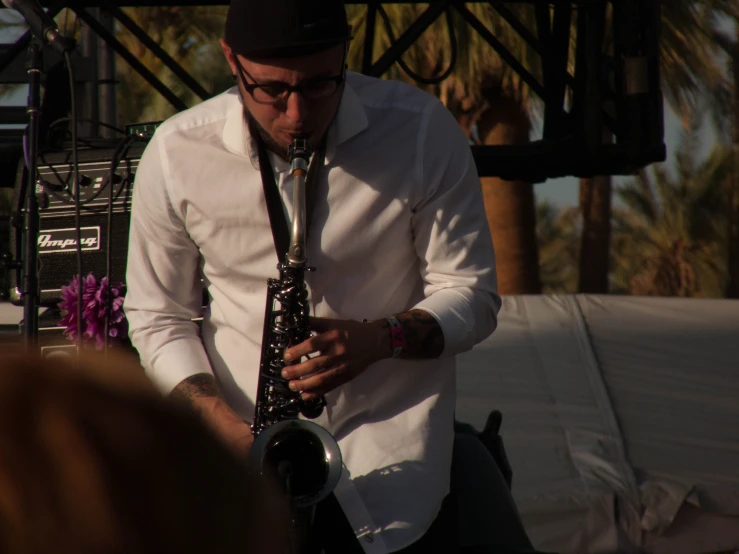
243, 107, 288, 158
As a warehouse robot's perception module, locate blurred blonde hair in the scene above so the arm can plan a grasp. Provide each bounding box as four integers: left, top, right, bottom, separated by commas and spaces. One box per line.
0, 347, 289, 554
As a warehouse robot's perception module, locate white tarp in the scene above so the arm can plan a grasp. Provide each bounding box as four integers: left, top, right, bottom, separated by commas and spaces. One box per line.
456, 295, 739, 554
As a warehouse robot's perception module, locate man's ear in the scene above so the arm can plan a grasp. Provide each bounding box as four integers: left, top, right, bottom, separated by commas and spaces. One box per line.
220, 39, 238, 76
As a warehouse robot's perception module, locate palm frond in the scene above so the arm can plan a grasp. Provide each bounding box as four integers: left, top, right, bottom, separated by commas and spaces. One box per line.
659, 2, 728, 121
537, 201, 579, 293
616, 182, 658, 223
612, 132, 731, 297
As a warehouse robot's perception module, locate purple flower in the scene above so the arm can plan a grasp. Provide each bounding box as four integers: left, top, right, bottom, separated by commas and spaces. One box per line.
59, 273, 128, 350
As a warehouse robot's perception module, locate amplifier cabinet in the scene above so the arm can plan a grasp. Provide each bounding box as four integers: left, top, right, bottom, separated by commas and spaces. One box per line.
9, 142, 146, 306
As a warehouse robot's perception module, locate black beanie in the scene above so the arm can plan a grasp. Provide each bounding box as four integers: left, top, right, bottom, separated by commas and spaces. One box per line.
224, 0, 351, 58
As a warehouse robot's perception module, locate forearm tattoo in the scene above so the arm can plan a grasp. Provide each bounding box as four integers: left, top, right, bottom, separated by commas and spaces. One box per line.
396, 310, 445, 359
169, 373, 219, 414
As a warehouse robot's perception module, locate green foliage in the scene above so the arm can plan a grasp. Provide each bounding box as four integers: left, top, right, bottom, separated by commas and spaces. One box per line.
538, 125, 733, 297
114, 7, 232, 125
537, 201, 579, 293
345, 4, 543, 119
659, 1, 734, 137
611, 125, 732, 297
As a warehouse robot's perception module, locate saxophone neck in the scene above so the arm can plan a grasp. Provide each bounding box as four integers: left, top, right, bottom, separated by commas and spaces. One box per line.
287, 137, 312, 265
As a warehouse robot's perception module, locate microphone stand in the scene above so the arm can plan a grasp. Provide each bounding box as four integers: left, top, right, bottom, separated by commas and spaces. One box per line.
4, 3, 77, 354
21, 40, 43, 352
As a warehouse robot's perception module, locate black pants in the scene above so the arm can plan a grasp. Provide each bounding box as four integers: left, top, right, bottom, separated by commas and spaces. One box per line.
313, 493, 459, 554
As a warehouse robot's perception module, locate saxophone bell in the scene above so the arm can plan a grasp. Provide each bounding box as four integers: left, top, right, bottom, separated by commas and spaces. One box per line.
249, 419, 342, 509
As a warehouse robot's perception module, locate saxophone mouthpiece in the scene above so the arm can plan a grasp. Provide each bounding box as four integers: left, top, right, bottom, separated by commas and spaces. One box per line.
288, 137, 311, 176
286, 137, 311, 265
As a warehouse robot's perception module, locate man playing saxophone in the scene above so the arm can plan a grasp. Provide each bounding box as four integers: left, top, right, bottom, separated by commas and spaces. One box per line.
124, 0, 501, 552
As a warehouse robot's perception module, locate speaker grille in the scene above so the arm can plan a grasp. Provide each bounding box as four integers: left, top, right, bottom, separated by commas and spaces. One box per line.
9, 142, 145, 306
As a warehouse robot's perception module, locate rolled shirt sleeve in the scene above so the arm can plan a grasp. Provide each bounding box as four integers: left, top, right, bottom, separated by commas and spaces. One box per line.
410, 101, 501, 356
123, 130, 213, 395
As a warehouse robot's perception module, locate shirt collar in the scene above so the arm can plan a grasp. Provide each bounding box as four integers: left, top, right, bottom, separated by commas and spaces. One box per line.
221, 77, 368, 169
324, 79, 368, 164
221, 88, 256, 165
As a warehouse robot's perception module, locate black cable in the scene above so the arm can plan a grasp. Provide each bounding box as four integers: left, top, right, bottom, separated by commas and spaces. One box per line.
46, 117, 126, 140
36, 132, 132, 209
64, 50, 83, 351
104, 134, 138, 353
83, 143, 133, 209
36, 118, 126, 209
56, 149, 128, 209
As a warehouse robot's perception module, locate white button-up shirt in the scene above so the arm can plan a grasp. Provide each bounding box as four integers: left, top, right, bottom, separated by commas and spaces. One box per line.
124, 71, 500, 553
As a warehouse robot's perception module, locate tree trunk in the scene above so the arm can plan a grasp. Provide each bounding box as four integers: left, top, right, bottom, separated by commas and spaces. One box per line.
578, 127, 613, 294
578, 173, 612, 293
476, 92, 541, 295
726, 32, 739, 299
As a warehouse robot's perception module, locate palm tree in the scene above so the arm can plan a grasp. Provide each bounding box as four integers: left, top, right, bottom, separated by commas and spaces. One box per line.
537, 200, 579, 294
346, 4, 544, 294
708, 12, 739, 298
611, 127, 731, 297
3, 8, 232, 126
114, 7, 231, 125
579, 1, 735, 294
473, 85, 541, 294
347, 3, 735, 297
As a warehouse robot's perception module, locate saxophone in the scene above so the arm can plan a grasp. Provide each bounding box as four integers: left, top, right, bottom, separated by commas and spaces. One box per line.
249, 138, 342, 548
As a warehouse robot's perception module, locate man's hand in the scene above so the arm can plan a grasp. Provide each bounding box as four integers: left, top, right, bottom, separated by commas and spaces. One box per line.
169, 374, 254, 459
282, 317, 393, 400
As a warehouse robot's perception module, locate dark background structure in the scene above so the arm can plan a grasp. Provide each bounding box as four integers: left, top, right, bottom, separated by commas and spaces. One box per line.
0, 0, 670, 307
0, 0, 666, 185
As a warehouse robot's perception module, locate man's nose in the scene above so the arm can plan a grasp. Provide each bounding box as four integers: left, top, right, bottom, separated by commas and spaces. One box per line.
284, 90, 308, 123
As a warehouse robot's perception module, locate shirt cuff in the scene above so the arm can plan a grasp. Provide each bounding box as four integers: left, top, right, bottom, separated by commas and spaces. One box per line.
146, 337, 214, 396
412, 288, 476, 357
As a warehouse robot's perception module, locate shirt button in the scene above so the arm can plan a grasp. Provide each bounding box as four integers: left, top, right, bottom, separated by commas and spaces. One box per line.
364, 533, 374, 543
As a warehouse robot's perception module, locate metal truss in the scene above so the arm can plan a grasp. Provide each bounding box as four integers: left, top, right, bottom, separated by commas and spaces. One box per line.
0, 0, 666, 182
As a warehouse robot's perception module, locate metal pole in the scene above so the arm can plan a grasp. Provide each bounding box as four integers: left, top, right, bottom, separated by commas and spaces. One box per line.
81, 9, 100, 137
98, 8, 118, 137
21, 41, 43, 351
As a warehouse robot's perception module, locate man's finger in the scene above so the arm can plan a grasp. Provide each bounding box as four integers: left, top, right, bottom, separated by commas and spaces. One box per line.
282, 355, 331, 379
288, 369, 334, 393
289, 364, 347, 395
284, 332, 332, 362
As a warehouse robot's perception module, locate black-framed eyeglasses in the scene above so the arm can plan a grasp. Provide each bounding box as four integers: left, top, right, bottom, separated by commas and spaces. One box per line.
236, 61, 345, 105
